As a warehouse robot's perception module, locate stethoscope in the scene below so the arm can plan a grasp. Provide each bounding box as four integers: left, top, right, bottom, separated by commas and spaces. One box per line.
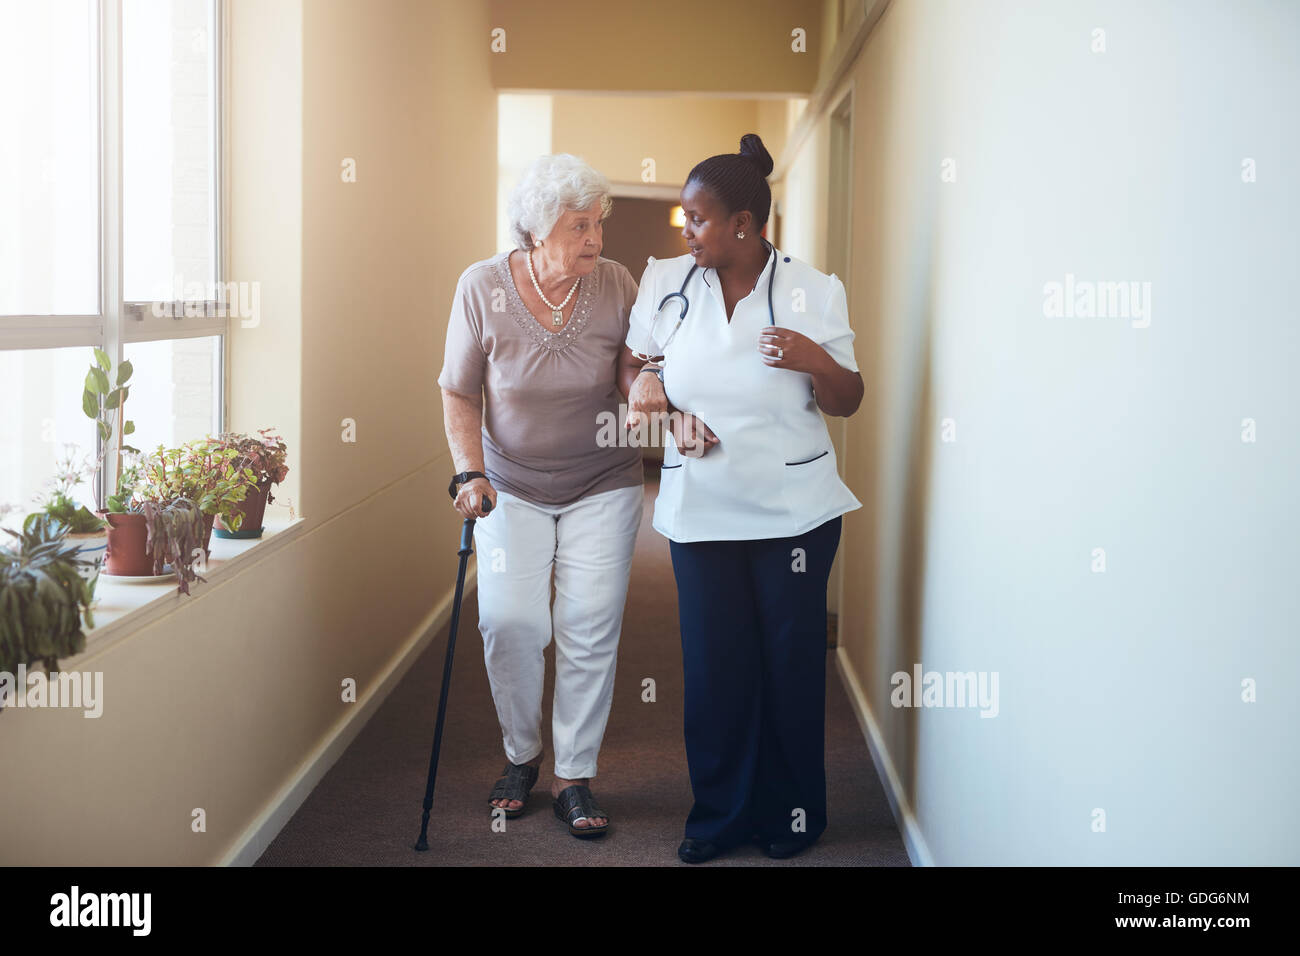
634, 238, 778, 362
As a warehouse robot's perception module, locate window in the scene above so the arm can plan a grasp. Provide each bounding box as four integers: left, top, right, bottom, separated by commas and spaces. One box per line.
0, 0, 225, 531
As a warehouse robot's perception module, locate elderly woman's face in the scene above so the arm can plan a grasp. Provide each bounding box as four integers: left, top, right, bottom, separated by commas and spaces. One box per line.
534, 201, 604, 278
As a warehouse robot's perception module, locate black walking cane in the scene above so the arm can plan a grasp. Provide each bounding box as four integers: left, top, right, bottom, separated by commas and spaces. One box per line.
414, 482, 492, 852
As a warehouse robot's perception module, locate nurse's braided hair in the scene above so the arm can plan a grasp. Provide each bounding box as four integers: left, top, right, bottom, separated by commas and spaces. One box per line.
686, 133, 774, 231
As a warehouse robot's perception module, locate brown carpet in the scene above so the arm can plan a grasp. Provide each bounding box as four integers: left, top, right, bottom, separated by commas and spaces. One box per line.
256, 478, 910, 867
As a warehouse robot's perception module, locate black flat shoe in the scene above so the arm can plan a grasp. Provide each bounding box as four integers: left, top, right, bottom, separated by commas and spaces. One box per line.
677, 838, 722, 863
552, 784, 610, 838
758, 837, 814, 859
487, 760, 540, 819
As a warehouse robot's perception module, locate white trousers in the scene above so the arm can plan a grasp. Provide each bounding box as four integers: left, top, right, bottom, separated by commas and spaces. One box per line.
471, 483, 643, 780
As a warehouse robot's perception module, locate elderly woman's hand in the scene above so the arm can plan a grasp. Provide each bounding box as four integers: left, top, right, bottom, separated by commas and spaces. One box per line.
627, 368, 669, 432
454, 477, 496, 519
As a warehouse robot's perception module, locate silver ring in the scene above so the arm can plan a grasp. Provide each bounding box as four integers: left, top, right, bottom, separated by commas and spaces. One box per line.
777, 347, 784, 360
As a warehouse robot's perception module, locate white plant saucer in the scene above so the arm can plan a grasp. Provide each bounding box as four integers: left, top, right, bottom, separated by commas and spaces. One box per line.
100, 570, 177, 584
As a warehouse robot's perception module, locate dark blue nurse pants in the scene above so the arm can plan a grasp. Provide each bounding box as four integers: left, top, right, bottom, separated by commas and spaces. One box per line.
668, 515, 842, 848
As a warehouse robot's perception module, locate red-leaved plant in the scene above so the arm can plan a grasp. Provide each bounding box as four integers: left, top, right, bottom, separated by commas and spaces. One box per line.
211, 429, 289, 504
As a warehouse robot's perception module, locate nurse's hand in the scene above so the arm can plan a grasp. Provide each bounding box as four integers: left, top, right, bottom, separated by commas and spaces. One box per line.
669, 412, 719, 458
627, 370, 669, 432
453, 477, 496, 519
758, 327, 826, 374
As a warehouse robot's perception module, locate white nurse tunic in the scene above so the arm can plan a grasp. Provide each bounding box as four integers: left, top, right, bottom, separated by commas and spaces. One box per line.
626, 247, 863, 543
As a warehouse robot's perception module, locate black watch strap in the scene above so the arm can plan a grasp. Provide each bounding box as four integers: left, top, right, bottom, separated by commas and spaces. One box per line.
448, 470, 487, 499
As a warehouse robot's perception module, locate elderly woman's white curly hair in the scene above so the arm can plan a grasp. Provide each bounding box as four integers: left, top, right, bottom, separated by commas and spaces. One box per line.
507, 154, 613, 251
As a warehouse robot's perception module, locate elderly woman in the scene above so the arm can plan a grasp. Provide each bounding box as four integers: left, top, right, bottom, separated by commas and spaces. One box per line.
437, 154, 643, 839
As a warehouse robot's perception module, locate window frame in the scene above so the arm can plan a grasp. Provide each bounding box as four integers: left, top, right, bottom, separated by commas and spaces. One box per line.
0, 0, 229, 507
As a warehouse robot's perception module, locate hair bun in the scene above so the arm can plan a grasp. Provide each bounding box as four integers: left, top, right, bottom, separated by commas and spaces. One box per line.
738, 133, 774, 178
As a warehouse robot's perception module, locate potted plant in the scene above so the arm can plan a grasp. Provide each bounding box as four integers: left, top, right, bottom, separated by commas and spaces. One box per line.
97, 440, 255, 591
211, 429, 289, 539
26, 446, 107, 582
97, 456, 208, 593
96, 454, 152, 577
137, 440, 257, 554
0, 514, 96, 712
81, 348, 147, 578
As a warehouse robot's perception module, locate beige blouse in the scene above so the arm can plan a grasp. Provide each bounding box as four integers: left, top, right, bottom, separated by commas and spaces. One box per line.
437, 252, 644, 507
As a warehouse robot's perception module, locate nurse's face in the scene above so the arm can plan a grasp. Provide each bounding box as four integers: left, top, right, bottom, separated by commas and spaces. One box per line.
533, 201, 605, 280
679, 180, 747, 271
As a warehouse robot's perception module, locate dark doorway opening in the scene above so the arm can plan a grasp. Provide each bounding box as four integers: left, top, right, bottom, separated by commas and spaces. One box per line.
602, 196, 689, 283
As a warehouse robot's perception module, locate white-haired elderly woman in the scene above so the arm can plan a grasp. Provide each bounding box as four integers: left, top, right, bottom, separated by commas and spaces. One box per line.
437, 154, 643, 839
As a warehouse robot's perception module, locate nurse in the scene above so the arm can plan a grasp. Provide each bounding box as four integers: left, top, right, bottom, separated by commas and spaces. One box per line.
617, 134, 864, 864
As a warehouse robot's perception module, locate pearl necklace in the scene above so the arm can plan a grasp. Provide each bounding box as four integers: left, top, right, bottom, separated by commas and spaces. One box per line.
527, 250, 581, 326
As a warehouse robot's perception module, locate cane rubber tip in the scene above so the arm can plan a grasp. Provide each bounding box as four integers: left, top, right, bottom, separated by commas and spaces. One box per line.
414, 838, 429, 851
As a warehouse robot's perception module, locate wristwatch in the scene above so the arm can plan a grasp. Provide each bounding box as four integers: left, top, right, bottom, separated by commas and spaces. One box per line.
639, 363, 665, 383
448, 470, 487, 499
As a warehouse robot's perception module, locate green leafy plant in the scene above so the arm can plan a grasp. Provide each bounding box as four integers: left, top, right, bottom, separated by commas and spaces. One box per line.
26, 494, 103, 535
28, 445, 105, 534
137, 440, 257, 531
82, 348, 139, 512
0, 515, 97, 708
105, 458, 141, 514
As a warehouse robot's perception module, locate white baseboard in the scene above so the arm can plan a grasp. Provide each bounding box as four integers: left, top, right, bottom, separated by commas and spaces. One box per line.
219, 568, 477, 866
833, 645, 935, 867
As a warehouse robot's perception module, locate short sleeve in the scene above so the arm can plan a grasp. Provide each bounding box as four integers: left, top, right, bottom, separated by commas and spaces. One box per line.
625, 257, 665, 360
615, 262, 639, 340
818, 274, 859, 374
436, 274, 487, 397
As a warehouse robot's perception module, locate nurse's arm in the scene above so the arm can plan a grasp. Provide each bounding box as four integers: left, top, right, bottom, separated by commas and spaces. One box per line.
759, 327, 863, 416
810, 351, 865, 417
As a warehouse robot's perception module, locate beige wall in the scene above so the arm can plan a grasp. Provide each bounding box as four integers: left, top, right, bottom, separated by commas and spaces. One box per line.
0, 0, 498, 864
775, 113, 830, 271
299, 0, 496, 523
489, 0, 822, 95
756, 98, 796, 176
781, 0, 1300, 864
228, 0, 302, 512
550, 95, 762, 189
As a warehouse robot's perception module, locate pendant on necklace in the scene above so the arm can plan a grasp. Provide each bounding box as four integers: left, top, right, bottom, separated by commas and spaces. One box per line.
552, 309, 563, 326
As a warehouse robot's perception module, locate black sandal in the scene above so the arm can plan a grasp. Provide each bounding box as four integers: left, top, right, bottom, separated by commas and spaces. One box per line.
488, 761, 539, 818
553, 784, 610, 838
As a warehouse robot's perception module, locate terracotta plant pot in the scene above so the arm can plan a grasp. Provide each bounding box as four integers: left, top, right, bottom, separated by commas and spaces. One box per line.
215, 477, 272, 540
97, 511, 154, 577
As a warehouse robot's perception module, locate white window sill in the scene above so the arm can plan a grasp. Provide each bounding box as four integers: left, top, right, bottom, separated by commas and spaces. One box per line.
70, 516, 307, 664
